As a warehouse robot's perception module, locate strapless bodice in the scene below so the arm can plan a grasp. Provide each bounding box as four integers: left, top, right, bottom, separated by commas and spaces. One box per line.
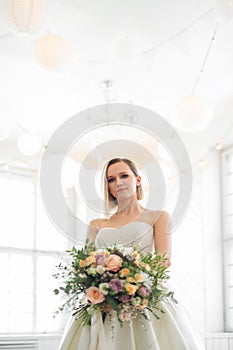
95, 221, 154, 254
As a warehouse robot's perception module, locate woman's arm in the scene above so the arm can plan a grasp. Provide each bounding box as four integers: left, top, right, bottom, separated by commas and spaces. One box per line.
86, 219, 100, 243
153, 211, 172, 267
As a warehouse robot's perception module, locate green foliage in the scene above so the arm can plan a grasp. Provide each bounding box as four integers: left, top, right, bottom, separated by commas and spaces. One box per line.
53, 240, 176, 326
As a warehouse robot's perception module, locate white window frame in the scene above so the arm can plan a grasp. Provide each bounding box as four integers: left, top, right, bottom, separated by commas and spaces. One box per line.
0, 166, 68, 334
221, 145, 233, 332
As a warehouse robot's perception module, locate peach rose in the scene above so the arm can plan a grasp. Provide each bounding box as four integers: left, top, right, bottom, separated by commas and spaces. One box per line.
126, 276, 135, 283
125, 283, 138, 295
141, 262, 151, 271
85, 286, 105, 304
89, 251, 96, 256
105, 254, 122, 272
135, 273, 143, 282
79, 259, 87, 267
132, 251, 140, 260
120, 268, 130, 277
86, 255, 96, 264
137, 298, 148, 310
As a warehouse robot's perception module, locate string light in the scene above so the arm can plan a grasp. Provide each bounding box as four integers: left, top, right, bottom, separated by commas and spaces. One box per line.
174, 23, 219, 133
2, 164, 9, 171
194, 123, 233, 169
192, 22, 219, 95
198, 160, 206, 168
15, 121, 44, 156
216, 143, 222, 150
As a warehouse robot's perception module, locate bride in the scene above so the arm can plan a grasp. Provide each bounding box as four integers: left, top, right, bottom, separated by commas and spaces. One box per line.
58, 157, 205, 350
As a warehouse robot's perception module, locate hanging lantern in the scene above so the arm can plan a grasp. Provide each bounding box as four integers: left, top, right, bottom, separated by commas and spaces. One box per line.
0, 98, 15, 141
34, 34, 72, 70
5, 0, 47, 34
174, 95, 213, 133
214, 0, 233, 25
17, 132, 42, 155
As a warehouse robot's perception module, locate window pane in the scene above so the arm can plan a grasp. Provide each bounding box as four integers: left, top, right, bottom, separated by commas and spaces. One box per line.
225, 153, 233, 174
229, 287, 233, 308
228, 266, 233, 285
8, 312, 33, 333
36, 255, 68, 332
226, 309, 233, 332
0, 252, 34, 333
0, 173, 71, 333
225, 173, 233, 194
224, 214, 233, 237
224, 240, 233, 265
0, 177, 34, 248
36, 189, 69, 251
224, 194, 233, 216
222, 147, 233, 331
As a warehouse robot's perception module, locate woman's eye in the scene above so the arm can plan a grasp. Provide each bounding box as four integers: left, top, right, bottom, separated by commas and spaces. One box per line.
107, 178, 115, 183
121, 174, 128, 178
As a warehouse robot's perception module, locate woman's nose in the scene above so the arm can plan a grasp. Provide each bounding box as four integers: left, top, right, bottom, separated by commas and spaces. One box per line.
116, 178, 123, 186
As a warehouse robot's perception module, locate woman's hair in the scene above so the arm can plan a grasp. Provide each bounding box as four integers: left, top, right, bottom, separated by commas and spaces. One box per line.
103, 158, 144, 210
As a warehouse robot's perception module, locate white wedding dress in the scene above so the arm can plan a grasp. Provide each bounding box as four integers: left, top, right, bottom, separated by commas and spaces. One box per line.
58, 221, 205, 350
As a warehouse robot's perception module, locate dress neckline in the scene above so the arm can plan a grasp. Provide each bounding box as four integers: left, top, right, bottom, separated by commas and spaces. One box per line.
98, 221, 154, 232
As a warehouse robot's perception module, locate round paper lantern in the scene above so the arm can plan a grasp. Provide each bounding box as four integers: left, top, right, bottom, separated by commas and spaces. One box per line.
34, 34, 72, 70
214, 0, 233, 25
17, 132, 42, 155
0, 98, 15, 141
174, 95, 213, 133
5, 0, 47, 34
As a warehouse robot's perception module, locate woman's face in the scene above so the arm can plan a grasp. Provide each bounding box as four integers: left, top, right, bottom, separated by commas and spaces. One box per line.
106, 161, 141, 201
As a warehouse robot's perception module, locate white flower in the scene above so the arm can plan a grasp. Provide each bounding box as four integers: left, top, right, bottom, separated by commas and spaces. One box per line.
95, 248, 108, 254
119, 246, 134, 256
79, 295, 87, 305
96, 265, 106, 274
99, 282, 109, 295
142, 273, 153, 286
79, 273, 87, 278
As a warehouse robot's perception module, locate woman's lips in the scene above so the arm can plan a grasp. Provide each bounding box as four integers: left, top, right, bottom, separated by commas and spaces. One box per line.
117, 188, 126, 193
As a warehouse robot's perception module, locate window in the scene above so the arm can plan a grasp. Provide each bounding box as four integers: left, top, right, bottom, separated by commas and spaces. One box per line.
221, 146, 233, 332
0, 169, 69, 333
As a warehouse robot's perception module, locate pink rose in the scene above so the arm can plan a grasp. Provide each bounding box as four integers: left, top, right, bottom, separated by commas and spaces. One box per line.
105, 254, 122, 272
85, 286, 105, 304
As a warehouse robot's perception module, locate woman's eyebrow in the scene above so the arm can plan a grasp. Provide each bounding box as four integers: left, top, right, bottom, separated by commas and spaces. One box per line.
107, 171, 127, 179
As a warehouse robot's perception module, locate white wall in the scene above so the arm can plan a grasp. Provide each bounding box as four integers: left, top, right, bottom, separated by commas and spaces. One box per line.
170, 166, 206, 339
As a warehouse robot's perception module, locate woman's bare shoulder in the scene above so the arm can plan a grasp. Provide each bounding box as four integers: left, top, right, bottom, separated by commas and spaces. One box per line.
89, 218, 109, 229
145, 209, 170, 224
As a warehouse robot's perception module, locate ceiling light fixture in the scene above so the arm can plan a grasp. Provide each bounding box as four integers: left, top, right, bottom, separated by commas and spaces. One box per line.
34, 33, 72, 70
5, 0, 47, 34
174, 24, 219, 133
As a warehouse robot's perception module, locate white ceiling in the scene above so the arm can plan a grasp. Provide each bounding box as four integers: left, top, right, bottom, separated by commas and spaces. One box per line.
0, 0, 233, 170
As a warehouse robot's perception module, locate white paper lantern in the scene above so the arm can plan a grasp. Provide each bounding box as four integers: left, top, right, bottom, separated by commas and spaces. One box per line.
0, 98, 15, 141
214, 0, 233, 25
17, 132, 42, 155
174, 95, 213, 133
34, 34, 72, 70
5, 0, 47, 34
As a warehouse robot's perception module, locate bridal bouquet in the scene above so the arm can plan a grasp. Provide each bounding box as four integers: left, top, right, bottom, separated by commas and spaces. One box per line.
53, 241, 175, 326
